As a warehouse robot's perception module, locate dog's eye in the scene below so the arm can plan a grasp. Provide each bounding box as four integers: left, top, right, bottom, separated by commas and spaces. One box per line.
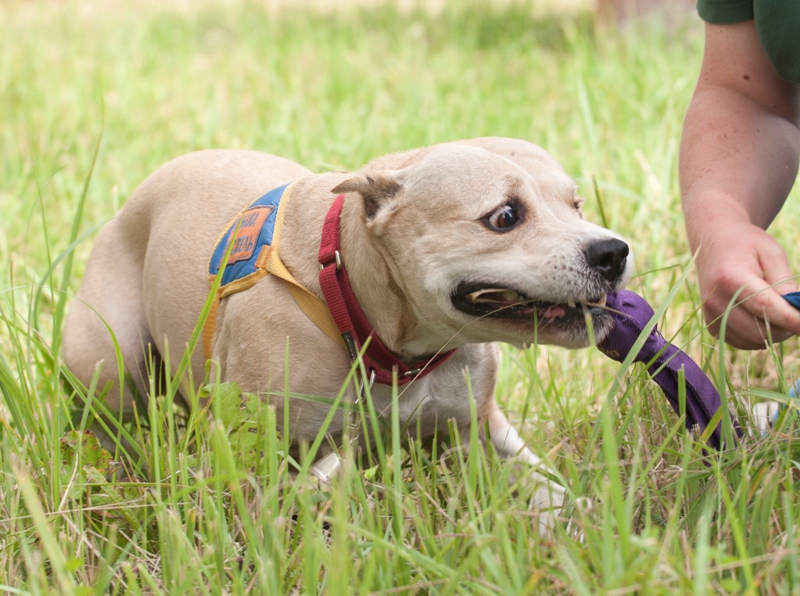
484, 204, 521, 232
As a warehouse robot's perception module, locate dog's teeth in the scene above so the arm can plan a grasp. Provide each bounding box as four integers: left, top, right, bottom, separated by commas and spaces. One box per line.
467, 288, 521, 303
585, 295, 608, 308
567, 300, 576, 308
467, 289, 495, 302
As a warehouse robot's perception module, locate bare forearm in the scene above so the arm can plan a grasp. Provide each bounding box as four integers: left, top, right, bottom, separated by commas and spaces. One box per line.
680, 84, 800, 252
677, 21, 800, 349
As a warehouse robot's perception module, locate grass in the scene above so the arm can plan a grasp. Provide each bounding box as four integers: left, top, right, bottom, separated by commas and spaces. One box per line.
2, 0, 800, 593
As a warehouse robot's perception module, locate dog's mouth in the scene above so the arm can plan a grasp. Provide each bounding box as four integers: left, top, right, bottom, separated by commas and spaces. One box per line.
450, 282, 609, 323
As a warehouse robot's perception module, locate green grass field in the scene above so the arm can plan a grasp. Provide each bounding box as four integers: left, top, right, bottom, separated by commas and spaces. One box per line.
2, 0, 800, 593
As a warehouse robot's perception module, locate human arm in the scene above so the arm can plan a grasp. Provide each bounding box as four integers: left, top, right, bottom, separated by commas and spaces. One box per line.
680, 20, 800, 349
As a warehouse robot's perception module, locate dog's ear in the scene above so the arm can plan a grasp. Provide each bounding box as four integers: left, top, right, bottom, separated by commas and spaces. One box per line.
331, 173, 402, 220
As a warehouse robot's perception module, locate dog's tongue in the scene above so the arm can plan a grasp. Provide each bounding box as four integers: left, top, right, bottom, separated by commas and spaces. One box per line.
598, 290, 730, 449
543, 304, 566, 319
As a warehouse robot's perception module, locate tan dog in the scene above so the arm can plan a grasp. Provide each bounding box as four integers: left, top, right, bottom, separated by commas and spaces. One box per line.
63, 137, 632, 523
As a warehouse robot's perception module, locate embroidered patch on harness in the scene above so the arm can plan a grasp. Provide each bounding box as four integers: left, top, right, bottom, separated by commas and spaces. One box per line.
209, 183, 289, 289
226, 206, 274, 264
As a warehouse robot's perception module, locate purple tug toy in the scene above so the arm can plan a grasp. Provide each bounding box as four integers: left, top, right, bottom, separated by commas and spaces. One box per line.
598, 290, 726, 449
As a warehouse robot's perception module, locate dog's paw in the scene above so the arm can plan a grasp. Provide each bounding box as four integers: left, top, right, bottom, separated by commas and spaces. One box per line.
752, 401, 780, 434
528, 471, 566, 536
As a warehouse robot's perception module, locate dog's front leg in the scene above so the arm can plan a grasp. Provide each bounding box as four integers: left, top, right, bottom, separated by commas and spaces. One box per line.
486, 407, 565, 531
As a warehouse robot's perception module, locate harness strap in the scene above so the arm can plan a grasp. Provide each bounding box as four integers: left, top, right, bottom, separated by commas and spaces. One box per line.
203, 183, 346, 361
264, 189, 346, 350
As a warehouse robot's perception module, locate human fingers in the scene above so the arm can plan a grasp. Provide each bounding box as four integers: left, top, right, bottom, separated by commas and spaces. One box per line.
709, 300, 795, 349
728, 240, 800, 338
736, 284, 800, 338
705, 270, 800, 348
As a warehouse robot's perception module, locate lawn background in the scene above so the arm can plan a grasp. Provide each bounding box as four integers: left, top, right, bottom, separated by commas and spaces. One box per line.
2, 0, 800, 593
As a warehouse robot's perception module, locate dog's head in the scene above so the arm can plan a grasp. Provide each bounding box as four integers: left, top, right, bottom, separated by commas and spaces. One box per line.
333, 139, 632, 352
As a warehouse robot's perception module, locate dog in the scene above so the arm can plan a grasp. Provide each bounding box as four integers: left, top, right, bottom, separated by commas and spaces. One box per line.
63, 137, 632, 525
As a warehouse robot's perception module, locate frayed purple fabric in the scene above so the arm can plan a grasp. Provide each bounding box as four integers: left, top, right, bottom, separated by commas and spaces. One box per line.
598, 290, 725, 449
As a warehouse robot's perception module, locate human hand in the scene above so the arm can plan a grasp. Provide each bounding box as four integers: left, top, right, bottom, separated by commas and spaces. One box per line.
695, 219, 800, 349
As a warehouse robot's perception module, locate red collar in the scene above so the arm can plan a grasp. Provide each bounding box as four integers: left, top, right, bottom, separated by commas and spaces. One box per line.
318, 193, 456, 386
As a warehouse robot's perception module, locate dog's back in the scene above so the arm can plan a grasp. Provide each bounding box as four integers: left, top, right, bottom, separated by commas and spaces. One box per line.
62, 149, 311, 413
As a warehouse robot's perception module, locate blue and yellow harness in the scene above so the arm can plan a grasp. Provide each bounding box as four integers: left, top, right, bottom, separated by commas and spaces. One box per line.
209, 183, 287, 295
204, 183, 345, 359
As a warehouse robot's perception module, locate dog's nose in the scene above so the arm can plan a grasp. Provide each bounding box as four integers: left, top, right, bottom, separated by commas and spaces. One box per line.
583, 238, 629, 282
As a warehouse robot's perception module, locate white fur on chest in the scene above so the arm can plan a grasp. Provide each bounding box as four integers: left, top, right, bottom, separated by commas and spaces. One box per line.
366, 371, 476, 439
